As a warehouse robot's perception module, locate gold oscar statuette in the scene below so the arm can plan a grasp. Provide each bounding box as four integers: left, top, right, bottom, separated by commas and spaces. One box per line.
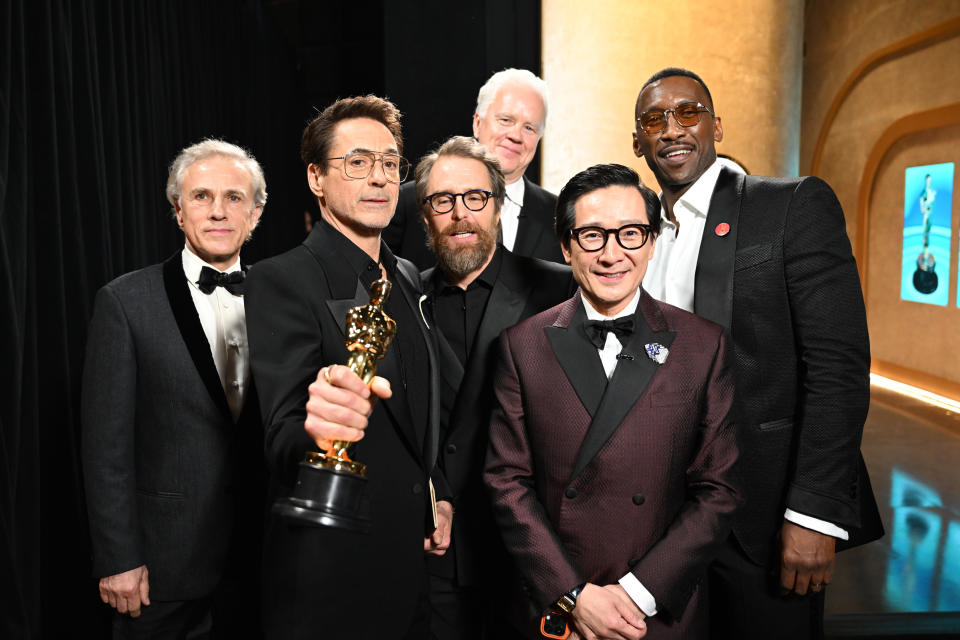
272, 279, 396, 532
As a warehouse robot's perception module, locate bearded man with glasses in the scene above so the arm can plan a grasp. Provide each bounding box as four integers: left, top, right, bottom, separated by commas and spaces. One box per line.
484, 163, 742, 640
633, 67, 882, 640
414, 136, 575, 639
245, 95, 451, 639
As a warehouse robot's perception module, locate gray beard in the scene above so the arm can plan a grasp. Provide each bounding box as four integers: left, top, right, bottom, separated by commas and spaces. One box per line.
429, 222, 497, 279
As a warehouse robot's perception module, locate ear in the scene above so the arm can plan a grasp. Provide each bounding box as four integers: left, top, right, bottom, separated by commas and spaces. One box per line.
306, 163, 324, 198
632, 130, 643, 158
472, 113, 481, 139
250, 204, 264, 231
174, 200, 184, 228
560, 240, 572, 266
713, 116, 723, 143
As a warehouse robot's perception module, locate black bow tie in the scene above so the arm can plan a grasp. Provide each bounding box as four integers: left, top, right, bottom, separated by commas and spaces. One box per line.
197, 266, 245, 295
583, 317, 634, 349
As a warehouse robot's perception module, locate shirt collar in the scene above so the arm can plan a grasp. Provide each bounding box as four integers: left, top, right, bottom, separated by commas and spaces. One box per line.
582, 288, 641, 321
182, 245, 241, 289
505, 177, 525, 207
672, 159, 722, 219
432, 244, 503, 292
316, 215, 396, 285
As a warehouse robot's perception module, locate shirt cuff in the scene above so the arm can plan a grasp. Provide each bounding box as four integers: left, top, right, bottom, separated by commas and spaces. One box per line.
618, 573, 657, 617
784, 508, 849, 540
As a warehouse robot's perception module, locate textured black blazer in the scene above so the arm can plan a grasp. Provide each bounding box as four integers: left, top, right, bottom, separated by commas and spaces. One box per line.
81, 253, 262, 601
693, 167, 882, 564
245, 220, 446, 638
383, 175, 564, 269
420, 248, 575, 585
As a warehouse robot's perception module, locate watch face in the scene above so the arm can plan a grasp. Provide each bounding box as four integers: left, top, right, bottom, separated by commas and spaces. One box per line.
557, 594, 576, 614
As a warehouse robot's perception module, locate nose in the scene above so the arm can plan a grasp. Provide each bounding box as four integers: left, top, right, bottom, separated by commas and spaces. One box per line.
450, 196, 472, 221
210, 196, 227, 219
661, 110, 686, 138
597, 233, 622, 263
368, 158, 388, 186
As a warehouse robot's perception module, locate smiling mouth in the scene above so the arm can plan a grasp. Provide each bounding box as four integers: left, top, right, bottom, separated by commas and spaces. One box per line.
450, 230, 477, 240
596, 271, 628, 281
662, 148, 692, 161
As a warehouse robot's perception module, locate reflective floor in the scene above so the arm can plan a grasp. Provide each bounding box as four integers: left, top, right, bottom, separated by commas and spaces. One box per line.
825, 384, 960, 638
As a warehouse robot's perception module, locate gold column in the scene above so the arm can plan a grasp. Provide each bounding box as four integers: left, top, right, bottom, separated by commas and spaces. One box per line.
540, 0, 803, 192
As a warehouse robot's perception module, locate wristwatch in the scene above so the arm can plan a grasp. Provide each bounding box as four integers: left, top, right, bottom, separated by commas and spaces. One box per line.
555, 583, 586, 614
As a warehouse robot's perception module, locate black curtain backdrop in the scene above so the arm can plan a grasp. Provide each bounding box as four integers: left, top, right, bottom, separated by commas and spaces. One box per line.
1, 0, 540, 636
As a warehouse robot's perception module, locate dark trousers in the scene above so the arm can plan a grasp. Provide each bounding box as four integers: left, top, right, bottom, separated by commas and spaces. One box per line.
709, 536, 825, 640
112, 599, 212, 640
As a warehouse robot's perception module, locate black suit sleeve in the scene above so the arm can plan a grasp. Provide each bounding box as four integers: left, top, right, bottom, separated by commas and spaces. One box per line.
81, 285, 144, 578
245, 257, 326, 485
782, 177, 870, 528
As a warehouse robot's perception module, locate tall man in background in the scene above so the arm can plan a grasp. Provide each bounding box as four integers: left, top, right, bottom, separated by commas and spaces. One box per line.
82, 139, 267, 638
385, 68, 563, 268
245, 96, 451, 639
415, 136, 575, 638
632, 67, 883, 639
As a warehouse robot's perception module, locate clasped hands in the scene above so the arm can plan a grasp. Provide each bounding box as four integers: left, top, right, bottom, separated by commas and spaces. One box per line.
567, 583, 647, 640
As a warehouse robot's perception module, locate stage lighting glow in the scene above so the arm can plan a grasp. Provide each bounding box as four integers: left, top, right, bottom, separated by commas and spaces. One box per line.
870, 374, 960, 414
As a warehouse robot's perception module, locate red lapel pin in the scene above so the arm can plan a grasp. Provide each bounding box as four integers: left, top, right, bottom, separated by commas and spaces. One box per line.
715, 222, 730, 237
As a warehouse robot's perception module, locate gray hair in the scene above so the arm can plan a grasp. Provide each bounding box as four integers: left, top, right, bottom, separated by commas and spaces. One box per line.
475, 68, 549, 133
415, 136, 506, 217
165, 138, 267, 214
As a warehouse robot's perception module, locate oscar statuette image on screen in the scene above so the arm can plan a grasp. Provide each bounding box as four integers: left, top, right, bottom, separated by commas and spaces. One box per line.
900, 162, 954, 306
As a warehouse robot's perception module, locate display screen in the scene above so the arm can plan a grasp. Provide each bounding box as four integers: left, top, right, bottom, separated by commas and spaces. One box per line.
900, 162, 954, 306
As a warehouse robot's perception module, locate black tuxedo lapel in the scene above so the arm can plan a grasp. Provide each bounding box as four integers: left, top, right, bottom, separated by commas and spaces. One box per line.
694, 167, 743, 330
420, 271, 466, 394
512, 177, 548, 257
568, 292, 676, 483
391, 257, 439, 464
162, 253, 233, 422
545, 295, 608, 418
325, 280, 369, 336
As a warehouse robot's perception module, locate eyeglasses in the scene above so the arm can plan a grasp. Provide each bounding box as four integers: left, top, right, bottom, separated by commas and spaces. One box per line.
636, 102, 714, 135
327, 151, 410, 183
423, 190, 496, 215
570, 224, 652, 252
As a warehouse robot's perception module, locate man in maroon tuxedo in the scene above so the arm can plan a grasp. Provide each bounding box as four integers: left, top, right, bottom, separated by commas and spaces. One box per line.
484, 164, 741, 640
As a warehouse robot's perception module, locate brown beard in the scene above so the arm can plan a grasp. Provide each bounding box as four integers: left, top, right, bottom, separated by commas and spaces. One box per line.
428, 218, 497, 279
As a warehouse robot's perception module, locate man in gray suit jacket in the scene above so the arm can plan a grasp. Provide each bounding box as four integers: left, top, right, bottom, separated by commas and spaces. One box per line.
384, 68, 563, 269
81, 139, 266, 638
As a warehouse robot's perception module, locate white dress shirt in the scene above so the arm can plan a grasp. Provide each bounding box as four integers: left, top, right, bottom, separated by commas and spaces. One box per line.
580, 291, 659, 617
500, 177, 525, 252
641, 161, 848, 541
181, 247, 250, 421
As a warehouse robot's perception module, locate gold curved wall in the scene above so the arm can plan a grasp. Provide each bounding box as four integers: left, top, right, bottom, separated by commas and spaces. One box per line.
540, 0, 803, 193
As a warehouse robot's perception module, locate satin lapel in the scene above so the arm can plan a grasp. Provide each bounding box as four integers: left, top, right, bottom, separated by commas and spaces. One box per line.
568, 294, 676, 483
420, 275, 465, 393
512, 177, 546, 257
393, 258, 440, 466
544, 295, 607, 418
162, 254, 232, 422
694, 167, 743, 330
325, 280, 368, 337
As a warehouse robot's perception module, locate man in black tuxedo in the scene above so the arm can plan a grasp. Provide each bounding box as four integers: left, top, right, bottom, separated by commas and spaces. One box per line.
633, 67, 883, 639
82, 139, 267, 638
413, 136, 575, 639
384, 68, 563, 269
245, 96, 451, 639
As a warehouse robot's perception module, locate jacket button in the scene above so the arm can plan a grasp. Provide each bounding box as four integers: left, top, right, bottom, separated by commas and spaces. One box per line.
565, 487, 577, 499
412, 483, 423, 495
628, 558, 640, 569
632, 493, 645, 505
446, 444, 457, 454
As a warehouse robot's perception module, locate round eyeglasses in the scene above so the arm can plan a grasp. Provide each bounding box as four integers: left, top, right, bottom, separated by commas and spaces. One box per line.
570, 224, 652, 252
423, 190, 496, 215
327, 151, 410, 183
636, 102, 714, 135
